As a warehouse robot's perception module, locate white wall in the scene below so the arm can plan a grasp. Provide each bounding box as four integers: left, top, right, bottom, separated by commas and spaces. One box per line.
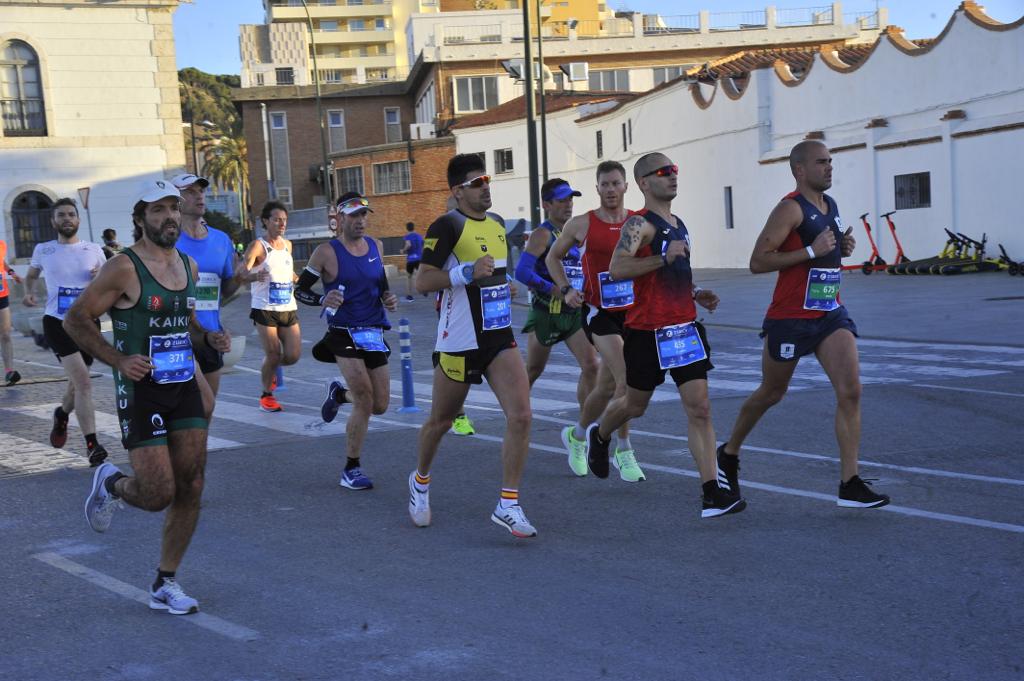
453, 6, 1024, 267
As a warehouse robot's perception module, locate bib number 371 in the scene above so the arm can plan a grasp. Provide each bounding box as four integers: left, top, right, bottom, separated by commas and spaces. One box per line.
149, 333, 195, 384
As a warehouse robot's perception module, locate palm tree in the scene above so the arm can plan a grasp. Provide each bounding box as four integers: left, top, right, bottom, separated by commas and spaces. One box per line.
200, 132, 250, 239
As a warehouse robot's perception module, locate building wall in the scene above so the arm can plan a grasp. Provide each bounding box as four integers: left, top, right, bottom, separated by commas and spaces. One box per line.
0, 0, 186, 256
451, 9, 1024, 266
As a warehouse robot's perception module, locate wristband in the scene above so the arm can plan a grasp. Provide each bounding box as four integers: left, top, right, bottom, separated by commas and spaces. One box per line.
449, 263, 475, 288
805, 245, 815, 260
692, 287, 703, 298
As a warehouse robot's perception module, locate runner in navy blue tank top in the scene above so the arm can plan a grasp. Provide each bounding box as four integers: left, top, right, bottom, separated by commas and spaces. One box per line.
717, 140, 890, 509
585, 152, 745, 519
295, 192, 398, 491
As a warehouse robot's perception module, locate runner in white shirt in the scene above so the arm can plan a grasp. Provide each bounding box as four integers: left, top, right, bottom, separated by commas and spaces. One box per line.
22, 197, 109, 465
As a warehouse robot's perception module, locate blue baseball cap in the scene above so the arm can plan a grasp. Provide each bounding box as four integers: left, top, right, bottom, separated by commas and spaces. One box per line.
541, 178, 582, 202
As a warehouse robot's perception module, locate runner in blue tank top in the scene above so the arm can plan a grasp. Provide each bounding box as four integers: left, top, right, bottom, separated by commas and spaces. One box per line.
296, 192, 398, 491
400, 221, 424, 301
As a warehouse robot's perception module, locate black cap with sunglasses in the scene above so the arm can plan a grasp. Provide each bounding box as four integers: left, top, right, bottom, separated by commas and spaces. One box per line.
336, 192, 373, 215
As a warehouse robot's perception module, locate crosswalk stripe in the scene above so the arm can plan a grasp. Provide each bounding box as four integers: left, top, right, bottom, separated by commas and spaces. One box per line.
211, 399, 352, 437
0, 434, 88, 477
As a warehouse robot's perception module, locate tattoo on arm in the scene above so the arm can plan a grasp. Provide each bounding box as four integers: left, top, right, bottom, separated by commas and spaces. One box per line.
615, 217, 645, 255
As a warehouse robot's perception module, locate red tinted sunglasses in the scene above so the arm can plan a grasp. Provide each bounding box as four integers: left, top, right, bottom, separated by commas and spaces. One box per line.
643, 164, 679, 178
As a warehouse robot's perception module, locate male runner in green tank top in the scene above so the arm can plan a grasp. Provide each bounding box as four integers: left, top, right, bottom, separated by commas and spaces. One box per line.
66, 180, 228, 615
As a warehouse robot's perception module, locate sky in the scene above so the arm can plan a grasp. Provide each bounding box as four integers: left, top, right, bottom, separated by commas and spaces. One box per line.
173, 0, 1024, 75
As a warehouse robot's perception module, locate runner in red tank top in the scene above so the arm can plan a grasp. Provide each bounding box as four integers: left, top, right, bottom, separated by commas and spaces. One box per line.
584, 152, 745, 519
546, 160, 644, 482
716, 140, 890, 509
1, 239, 23, 385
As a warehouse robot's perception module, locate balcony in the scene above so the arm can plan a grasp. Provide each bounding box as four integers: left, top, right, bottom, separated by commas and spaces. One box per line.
314, 54, 396, 70
312, 27, 393, 45
268, 0, 393, 21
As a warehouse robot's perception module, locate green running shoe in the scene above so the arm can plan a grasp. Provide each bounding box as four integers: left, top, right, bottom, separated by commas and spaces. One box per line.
561, 426, 588, 477
613, 448, 646, 483
450, 414, 475, 436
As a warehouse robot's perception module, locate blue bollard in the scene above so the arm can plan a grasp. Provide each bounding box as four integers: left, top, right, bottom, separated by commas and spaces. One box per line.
275, 365, 286, 392
397, 317, 420, 413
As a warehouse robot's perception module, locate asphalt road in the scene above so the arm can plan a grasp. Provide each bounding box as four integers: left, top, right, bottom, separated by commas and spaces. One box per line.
2, 268, 1022, 681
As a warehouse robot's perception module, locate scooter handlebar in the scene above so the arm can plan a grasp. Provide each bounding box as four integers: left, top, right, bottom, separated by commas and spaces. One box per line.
859, 213, 869, 220
881, 211, 896, 218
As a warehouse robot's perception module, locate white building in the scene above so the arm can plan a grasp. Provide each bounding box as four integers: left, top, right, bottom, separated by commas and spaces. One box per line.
451, 3, 1024, 267
0, 0, 187, 260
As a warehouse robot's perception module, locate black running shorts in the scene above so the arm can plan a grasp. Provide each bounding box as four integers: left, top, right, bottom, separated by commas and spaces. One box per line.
250, 309, 298, 327
581, 303, 627, 344
44, 314, 95, 365
312, 327, 391, 370
623, 323, 714, 392
760, 306, 858, 362
432, 338, 519, 385
116, 377, 207, 451
193, 342, 224, 374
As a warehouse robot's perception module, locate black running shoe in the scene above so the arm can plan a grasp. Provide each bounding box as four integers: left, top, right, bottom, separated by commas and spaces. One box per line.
87, 443, 109, 467
50, 407, 69, 448
585, 423, 610, 479
716, 443, 740, 496
701, 484, 747, 519
4, 370, 20, 386
837, 476, 890, 508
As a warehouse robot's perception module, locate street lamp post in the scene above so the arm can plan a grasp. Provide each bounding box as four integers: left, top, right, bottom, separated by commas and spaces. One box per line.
300, 0, 333, 205
186, 87, 199, 174
521, 0, 541, 232
535, 0, 548, 182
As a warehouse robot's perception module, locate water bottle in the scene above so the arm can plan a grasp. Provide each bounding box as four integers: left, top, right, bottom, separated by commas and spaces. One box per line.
323, 284, 344, 319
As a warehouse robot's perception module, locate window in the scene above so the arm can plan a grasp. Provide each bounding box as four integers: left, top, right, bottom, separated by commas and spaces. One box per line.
551, 72, 565, 91
276, 187, 293, 209
10, 190, 53, 257
494, 148, 514, 174
588, 69, 629, 92
327, 110, 346, 152
384, 107, 402, 144
895, 172, 931, 209
596, 130, 603, 159
454, 76, 498, 113
724, 186, 734, 230
349, 19, 365, 31
275, 67, 294, 85
321, 69, 343, 83
1, 40, 47, 136
337, 166, 364, 195
319, 20, 338, 31
373, 160, 411, 194
653, 66, 686, 86
254, 72, 265, 86
375, 18, 387, 31
270, 112, 286, 129
621, 122, 627, 151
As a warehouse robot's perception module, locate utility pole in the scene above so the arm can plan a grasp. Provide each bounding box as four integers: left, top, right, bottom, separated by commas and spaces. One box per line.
522, 0, 540, 230
535, 0, 548, 182
301, 0, 332, 206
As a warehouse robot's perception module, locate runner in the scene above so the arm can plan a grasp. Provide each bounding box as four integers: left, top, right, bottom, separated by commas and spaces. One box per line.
440, 196, 474, 438
101, 228, 122, 260
585, 153, 745, 518
515, 178, 598, 413
408, 153, 536, 537
22, 198, 109, 465
69, 179, 227, 614
170, 173, 237, 399
400, 221, 423, 302
546, 161, 642, 482
716, 140, 890, 509
1, 239, 22, 385
242, 201, 300, 412
296, 192, 398, 490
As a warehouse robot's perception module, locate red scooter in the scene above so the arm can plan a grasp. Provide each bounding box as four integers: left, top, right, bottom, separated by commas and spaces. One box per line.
879, 211, 910, 275
842, 213, 886, 274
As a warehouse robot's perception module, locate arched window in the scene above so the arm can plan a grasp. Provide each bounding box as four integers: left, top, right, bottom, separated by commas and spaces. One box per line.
11, 191, 53, 258
1, 40, 46, 137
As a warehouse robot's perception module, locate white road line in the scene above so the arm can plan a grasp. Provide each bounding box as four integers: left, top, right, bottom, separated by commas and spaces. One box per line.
912, 383, 1024, 399
640, 463, 1024, 534
0, 434, 89, 478
32, 552, 260, 641
857, 339, 1024, 355
211, 399, 352, 437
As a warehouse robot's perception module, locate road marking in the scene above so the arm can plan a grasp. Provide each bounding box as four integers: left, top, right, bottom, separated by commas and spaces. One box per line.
0, 434, 88, 478
211, 399, 352, 437
857, 338, 1024, 355
32, 552, 260, 641
912, 383, 1024, 399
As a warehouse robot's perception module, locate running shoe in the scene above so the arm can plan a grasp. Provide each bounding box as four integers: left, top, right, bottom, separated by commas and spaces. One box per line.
87, 443, 108, 467
450, 414, 475, 436
259, 394, 283, 412
837, 476, 890, 508
340, 467, 374, 490
716, 443, 740, 496
408, 471, 431, 527
321, 379, 347, 423
701, 484, 747, 519
613, 448, 646, 482
585, 423, 610, 479
84, 462, 123, 533
561, 426, 588, 477
149, 579, 199, 615
50, 406, 69, 448
4, 370, 20, 386
405, 295, 414, 302
491, 504, 537, 538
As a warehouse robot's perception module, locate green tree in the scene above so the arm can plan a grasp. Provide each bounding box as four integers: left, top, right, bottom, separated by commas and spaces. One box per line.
200, 132, 250, 236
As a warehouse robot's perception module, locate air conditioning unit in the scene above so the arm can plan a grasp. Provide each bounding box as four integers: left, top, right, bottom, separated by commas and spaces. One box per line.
504, 59, 553, 82
410, 122, 436, 140
560, 62, 589, 82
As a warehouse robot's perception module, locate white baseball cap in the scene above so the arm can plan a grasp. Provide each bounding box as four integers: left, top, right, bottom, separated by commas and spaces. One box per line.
133, 179, 181, 205
169, 173, 210, 190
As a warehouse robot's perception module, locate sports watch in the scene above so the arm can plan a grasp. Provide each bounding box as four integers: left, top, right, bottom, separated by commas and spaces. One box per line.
560, 284, 573, 295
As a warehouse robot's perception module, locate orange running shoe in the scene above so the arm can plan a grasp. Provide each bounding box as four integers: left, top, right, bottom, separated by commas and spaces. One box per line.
259, 394, 283, 412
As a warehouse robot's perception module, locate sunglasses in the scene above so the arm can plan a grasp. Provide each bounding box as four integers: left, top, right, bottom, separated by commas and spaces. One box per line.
457, 174, 491, 189
338, 197, 370, 211
642, 164, 679, 178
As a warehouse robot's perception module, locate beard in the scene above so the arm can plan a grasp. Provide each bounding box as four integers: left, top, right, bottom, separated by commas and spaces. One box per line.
56, 223, 79, 238
144, 218, 180, 248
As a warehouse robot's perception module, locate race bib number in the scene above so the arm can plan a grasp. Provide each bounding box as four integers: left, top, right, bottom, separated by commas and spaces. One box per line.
564, 263, 584, 292
480, 283, 511, 331
195, 272, 221, 311
803, 268, 841, 312
598, 271, 634, 309
149, 333, 195, 385
0, 276, 6, 296
269, 281, 293, 305
57, 286, 84, 314
348, 327, 387, 352
655, 322, 707, 370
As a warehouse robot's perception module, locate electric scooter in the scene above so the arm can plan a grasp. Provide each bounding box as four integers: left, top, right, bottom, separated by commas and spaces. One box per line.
841, 213, 886, 275
879, 211, 910, 274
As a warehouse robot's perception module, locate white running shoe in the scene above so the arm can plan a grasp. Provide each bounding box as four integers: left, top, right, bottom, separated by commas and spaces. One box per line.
84, 462, 123, 533
491, 504, 537, 538
149, 579, 199, 615
408, 471, 431, 527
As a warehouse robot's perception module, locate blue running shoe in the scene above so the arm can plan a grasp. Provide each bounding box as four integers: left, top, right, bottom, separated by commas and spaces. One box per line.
340, 467, 373, 490
321, 380, 347, 423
